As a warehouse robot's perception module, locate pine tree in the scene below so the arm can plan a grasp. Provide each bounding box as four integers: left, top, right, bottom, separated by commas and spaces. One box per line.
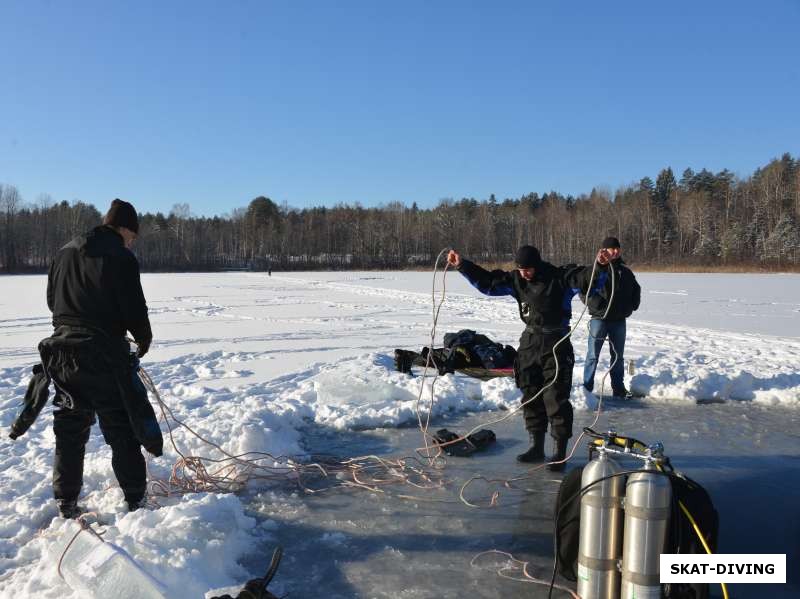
679, 167, 695, 191
763, 212, 800, 262
654, 168, 678, 256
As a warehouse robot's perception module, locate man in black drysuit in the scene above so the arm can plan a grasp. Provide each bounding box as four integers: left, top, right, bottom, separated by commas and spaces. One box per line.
43, 199, 162, 517
448, 246, 592, 471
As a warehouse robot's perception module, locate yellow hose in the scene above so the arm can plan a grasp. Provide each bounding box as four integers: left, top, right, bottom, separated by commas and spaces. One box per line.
590, 437, 647, 452
595, 439, 730, 599
653, 456, 728, 599
677, 500, 729, 599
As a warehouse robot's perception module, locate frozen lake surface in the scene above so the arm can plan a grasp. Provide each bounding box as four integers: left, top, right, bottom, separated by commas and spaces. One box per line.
1, 270, 798, 598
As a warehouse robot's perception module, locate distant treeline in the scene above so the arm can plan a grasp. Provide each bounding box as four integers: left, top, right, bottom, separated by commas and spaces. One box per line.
1, 153, 798, 272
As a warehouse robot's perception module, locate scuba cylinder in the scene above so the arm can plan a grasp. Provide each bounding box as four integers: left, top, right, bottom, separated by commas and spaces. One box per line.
620, 444, 671, 599
558, 429, 718, 599
577, 446, 624, 599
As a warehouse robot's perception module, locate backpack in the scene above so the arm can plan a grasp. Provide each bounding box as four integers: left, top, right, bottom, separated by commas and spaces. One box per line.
443, 329, 516, 369
553, 468, 717, 598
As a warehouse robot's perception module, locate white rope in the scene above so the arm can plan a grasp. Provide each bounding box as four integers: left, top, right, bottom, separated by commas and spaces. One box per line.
414, 248, 451, 463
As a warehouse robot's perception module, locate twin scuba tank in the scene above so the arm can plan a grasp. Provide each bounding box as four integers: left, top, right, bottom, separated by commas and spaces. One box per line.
577, 432, 672, 599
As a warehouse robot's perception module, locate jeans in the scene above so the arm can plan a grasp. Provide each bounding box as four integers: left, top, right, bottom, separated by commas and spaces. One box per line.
583, 318, 626, 394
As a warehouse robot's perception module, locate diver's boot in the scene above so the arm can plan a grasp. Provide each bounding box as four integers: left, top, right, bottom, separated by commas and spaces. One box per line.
57, 499, 84, 519
516, 431, 546, 463
127, 492, 149, 513
612, 386, 632, 400
546, 437, 569, 472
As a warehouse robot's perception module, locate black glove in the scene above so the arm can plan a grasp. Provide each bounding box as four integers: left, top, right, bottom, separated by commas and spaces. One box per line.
136, 337, 151, 358
129, 317, 153, 358
144, 437, 163, 458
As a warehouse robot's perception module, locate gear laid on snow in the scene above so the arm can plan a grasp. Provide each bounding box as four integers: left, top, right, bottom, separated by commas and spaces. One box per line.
394, 329, 516, 376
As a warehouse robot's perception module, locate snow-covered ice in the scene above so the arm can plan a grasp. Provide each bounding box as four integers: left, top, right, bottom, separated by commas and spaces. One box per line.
1, 271, 798, 598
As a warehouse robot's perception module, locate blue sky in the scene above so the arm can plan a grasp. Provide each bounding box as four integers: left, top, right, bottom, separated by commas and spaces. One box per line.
1, 0, 798, 216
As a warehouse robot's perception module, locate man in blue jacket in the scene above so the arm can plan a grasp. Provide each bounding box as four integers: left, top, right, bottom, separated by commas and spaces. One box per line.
581, 237, 641, 398
447, 246, 590, 470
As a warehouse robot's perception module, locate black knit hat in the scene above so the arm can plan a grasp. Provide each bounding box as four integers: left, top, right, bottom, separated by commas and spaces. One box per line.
103, 199, 139, 234
515, 245, 542, 268
601, 236, 621, 249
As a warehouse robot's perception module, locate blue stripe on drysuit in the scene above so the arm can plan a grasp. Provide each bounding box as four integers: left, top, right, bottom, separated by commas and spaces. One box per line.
563, 286, 580, 329
460, 270, 515, 297
589, 270, 607, 298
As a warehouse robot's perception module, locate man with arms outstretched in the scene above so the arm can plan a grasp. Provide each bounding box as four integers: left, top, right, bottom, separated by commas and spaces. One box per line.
448, 246, 590, 471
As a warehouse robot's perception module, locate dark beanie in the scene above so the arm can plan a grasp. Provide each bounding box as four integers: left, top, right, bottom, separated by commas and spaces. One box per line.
515, 245, 542, 268
103, 199, 139, 233
601, 236, 621, 249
